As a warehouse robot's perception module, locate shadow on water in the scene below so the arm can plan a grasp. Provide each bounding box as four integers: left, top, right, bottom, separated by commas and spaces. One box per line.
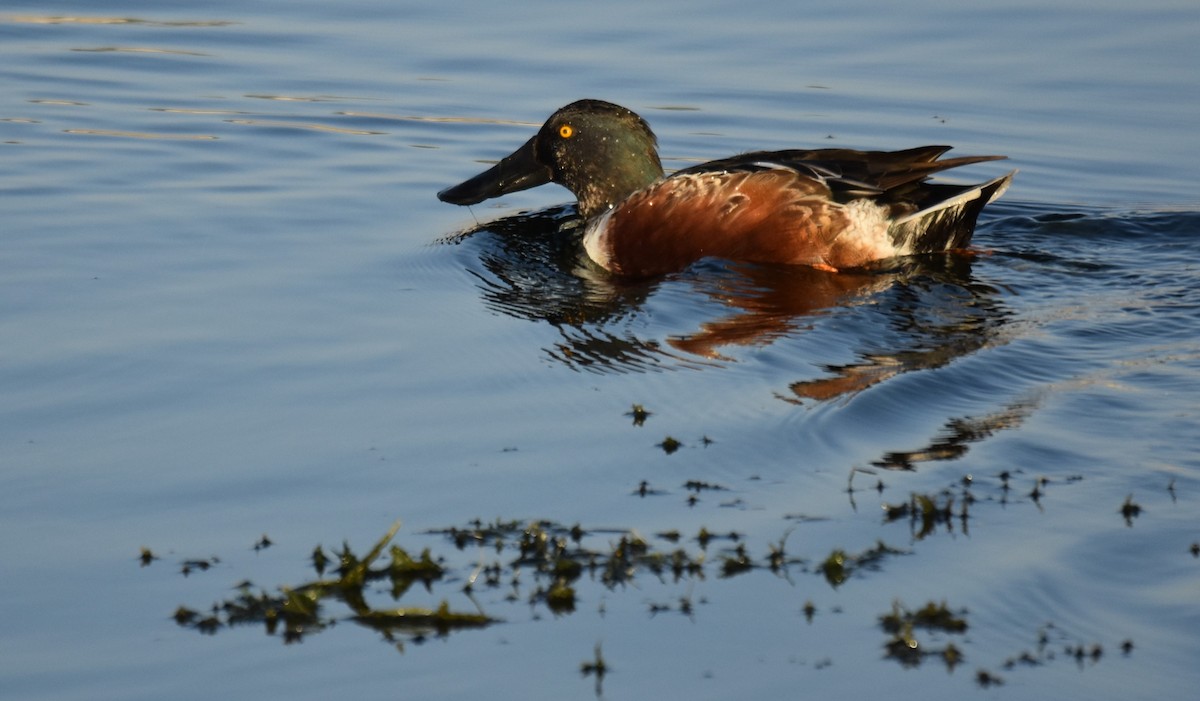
441, 206, 1015, 399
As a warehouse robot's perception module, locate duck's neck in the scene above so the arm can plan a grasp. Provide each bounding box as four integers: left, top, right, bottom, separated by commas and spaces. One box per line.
569, 141, 664, 218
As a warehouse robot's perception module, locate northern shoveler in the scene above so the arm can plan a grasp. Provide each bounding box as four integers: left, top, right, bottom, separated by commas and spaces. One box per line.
438, 99, 1014, 278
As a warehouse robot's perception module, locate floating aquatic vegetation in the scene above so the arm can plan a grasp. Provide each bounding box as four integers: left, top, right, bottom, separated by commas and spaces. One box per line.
1120, 494, 1143, 526
881, 491, 964, 541
633, 480, 667, 497
427, 518, 714, 591
994, 621, 1131, 684
580, 643, 609, 697
354, 602, 492, 641
164, 517, 911, 646
171, 522, 497, 650
820, 541, 907, 588
878, 600, 968, 669
647, 593, 700, 619
179, 556, 219, 577
626, 403, 652, 426
658, 436, 682, 454
150, 510, 1139, 694
719, 543, 755, 577
877, 469, 1089, 542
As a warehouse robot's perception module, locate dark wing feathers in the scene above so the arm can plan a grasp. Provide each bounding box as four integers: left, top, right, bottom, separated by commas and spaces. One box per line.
672, 146, 1006, 204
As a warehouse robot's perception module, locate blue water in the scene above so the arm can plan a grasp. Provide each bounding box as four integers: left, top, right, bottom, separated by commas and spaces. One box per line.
3, 1, 1199, 699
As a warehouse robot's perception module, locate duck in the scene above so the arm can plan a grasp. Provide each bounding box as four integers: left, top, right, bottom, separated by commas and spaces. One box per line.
438, 99, 1013, 278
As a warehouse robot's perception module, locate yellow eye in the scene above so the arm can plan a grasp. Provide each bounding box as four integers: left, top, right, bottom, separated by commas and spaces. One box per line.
558, 124, 574, 138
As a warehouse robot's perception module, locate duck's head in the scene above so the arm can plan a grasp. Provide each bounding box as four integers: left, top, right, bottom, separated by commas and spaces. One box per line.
438, 100, 665, 218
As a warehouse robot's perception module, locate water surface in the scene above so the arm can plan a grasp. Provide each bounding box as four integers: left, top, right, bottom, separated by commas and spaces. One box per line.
3, 1, 1199, 699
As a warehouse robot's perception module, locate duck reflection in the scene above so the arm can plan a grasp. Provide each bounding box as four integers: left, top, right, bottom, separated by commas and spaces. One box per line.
782, 261, 1011, 404
442, 207, 1010, 395
871, 397, 1037, 471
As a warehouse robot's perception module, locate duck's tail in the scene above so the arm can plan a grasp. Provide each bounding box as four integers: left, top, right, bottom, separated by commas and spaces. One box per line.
889, 171, 1015, 254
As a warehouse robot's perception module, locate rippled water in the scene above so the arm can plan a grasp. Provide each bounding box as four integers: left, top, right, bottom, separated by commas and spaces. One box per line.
3, 1, 1199, 699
